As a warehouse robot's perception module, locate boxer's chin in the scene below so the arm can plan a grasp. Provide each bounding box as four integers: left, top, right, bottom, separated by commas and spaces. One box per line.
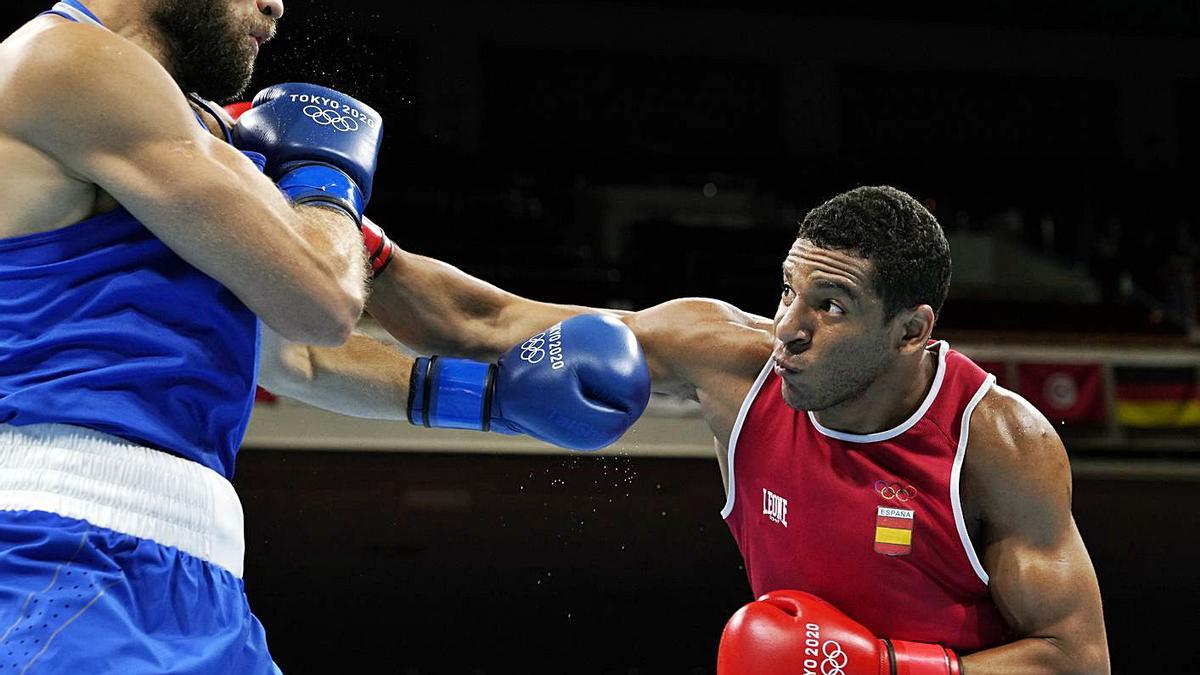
150, 0, 258, 102
779, 379, 815, 412
779, 376, 849, 413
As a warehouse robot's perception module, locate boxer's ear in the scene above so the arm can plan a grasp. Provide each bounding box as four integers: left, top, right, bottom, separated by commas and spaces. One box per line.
895, 304, 936, 354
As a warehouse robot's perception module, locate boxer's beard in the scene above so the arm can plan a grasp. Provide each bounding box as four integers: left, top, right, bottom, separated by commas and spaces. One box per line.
150, 0, 264, 102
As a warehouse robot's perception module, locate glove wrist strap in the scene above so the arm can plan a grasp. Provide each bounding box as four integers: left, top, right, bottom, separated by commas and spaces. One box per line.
276, 162, 366, 224
406, 357, 497, 431
883, 639, 963, 675
240, 151, 268, 173
360, 219, 395, 276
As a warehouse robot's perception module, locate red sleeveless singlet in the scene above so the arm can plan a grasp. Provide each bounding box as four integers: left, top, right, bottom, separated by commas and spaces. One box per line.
722, 341, 1009, 652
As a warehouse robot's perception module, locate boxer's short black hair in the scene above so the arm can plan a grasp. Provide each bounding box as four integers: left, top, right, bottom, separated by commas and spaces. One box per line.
797, 185, 951, 321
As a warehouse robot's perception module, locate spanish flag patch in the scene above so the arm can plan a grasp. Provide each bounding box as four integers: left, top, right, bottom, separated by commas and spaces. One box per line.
875, 506, 914, 556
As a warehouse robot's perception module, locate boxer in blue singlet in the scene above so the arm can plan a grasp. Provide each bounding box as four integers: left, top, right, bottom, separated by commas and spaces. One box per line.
0, 2, 652, 672
0, 1, 380, 672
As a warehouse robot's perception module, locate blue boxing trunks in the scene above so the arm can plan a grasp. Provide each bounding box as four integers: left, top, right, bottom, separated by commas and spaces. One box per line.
0, 424, 280, 674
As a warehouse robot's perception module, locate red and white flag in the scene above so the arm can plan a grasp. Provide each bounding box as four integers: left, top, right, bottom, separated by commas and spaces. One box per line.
1016, 363, 1106, 426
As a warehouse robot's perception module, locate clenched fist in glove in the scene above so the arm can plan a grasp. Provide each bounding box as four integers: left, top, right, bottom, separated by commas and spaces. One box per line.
718, 590, 963, 675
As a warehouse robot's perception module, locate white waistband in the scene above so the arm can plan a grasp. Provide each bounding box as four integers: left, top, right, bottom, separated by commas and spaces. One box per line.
0, 424, 245, 577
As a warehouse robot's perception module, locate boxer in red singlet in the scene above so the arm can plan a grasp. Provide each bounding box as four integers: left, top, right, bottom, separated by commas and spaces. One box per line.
262, 185, 1109, 673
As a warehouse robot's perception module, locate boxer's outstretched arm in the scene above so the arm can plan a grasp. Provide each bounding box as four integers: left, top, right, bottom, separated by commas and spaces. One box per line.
263, 312, 650, 451
961, 388, 1110, 674
266, 286, 767, 406
365, 233, 607, 361
263, 238, 771, 436
366, 225, 773, 398
4, 23, 366, 345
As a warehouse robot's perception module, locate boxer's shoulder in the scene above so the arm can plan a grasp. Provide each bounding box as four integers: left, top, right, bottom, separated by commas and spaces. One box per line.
968, 384, 1067, 466
961, 384, 1072, 537
1, 15, 119, 91
0, 21, 127, 234
0, 19, 182, 142
0, 20, 211, 237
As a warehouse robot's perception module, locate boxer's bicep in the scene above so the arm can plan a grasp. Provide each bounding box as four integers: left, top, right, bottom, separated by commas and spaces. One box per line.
622, 298, 773, 398
979, 519, 1108, 672
80, 128, 364, 346
967, 392, 1109, 673
368, 246, 605, 360
11, 27, 364, 344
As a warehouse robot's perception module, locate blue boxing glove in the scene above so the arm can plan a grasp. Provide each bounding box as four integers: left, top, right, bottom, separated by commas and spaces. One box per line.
232, 83, 384, 223
407, 314, 651, 451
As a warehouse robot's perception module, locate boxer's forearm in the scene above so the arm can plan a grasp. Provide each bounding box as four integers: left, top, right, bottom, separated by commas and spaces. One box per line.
962, 636, 1109, 674
258, 327, 412, 420
366, 236, 604, 360
189, 99, 368, 346
290, 204, 369, 307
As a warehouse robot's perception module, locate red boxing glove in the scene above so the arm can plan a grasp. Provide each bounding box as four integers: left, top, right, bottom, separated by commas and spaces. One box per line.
223, 101, 253, 120
717, 590, 963, 675
226, 103, 395, 276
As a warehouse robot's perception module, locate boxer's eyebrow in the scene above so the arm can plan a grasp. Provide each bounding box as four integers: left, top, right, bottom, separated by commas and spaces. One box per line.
812, 277, 860, 302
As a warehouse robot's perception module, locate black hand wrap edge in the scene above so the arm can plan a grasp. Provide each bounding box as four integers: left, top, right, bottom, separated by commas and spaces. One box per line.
406, 357, 435, 427
481, 363, 498, 432
421, 356, 438, 428
406, 359, 419, 425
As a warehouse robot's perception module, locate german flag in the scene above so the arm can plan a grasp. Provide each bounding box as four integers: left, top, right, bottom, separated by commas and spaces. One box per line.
1115, 367, 1200, 428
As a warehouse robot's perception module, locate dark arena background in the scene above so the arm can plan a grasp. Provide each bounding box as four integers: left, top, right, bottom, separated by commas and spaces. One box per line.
6, 1, 1199, 672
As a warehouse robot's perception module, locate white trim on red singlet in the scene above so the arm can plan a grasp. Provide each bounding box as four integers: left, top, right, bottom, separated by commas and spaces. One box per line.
806, 340, 949, 444
950, 374, 996, 586
720, 359, 775, 519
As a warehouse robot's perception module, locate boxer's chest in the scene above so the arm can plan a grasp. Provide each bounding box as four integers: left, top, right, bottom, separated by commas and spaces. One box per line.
730, 411, 970, 590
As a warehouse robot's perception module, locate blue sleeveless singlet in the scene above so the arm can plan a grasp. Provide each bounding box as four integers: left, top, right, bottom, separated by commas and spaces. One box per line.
0, 0, 260, 479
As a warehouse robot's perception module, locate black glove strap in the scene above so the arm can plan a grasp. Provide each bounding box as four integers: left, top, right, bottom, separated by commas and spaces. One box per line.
882, 638, 898, 675
481, 364, 498, 432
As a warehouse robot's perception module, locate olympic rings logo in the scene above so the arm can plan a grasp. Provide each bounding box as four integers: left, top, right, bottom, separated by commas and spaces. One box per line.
303, 105, 360, 132
821, 640, 848, 675
874, 480, 917, 502
520, 333, 547, 364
